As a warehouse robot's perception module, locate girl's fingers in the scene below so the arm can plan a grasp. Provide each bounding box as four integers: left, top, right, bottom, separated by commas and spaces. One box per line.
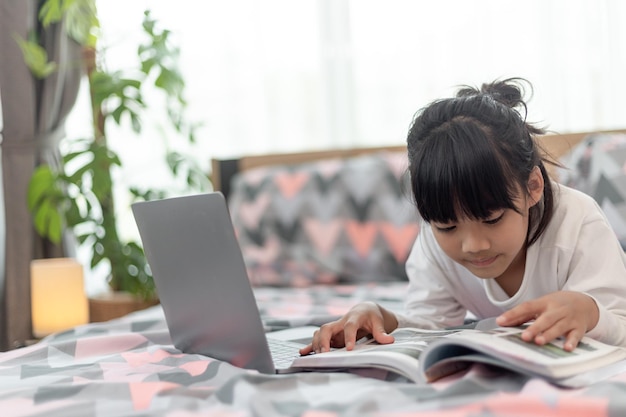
371, 326, 395, 345
563, 329, 584, 351
520, 310, 560, 343
299, 344, 313, 356
342, 321, 362, 350
313, 322, 343, 353
523, 313, 584, 349
497, 299, 545, 327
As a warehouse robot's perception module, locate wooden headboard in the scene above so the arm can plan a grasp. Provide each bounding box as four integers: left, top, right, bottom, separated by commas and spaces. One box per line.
211, 129, 626, 198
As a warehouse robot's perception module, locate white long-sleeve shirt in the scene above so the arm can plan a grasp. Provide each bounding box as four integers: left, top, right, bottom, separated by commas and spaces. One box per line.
396, 184, 626, 347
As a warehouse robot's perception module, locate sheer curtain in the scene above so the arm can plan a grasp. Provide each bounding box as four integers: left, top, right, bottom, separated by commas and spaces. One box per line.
68, 0, 626, 293
86, 0, 626, 166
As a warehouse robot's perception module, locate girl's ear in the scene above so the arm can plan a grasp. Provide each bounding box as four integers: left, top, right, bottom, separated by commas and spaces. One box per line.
527, 166, 544, 207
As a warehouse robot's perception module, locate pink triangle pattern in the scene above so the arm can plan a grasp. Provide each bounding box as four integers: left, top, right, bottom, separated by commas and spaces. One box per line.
303, 218, 343, 256
129, 381, 179, 410
237, 193, 271, 229
274, 171, 310, 199
379, 222, 420, 262
180, 360, 212, 377
381, 152, 409, 180
344, 220, 379, 259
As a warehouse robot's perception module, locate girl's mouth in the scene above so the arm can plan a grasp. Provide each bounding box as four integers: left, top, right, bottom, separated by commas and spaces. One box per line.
468, 255, 498, 268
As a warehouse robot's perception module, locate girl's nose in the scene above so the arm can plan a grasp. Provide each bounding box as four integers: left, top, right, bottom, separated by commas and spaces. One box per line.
461, 232, 490, 253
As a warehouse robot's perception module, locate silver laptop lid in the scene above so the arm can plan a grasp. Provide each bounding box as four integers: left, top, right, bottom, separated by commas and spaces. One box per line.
131, 192, 275, 374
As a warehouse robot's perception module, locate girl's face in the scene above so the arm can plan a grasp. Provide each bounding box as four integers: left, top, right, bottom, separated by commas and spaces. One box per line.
430, 168, 544, 292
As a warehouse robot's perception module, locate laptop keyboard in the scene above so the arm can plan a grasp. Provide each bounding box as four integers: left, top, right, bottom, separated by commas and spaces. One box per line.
268, 338, 303, 368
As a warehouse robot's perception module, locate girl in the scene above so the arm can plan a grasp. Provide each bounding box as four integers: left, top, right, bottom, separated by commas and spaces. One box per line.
300, 78, 626, 355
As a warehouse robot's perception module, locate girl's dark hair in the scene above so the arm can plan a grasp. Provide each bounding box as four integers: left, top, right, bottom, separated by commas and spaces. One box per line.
407, 77, 553, 246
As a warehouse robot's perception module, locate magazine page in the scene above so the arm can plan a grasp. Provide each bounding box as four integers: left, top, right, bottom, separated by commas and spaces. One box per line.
420, 326, 626, 383
289, 327, 462, 382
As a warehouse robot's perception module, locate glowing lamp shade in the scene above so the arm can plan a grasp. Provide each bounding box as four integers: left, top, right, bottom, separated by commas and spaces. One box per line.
30, 258, 89, 338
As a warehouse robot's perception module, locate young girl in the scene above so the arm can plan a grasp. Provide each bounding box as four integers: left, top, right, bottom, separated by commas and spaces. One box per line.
300, 78, 626, 356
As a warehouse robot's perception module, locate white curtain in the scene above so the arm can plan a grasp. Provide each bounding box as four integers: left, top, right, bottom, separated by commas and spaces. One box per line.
84, 0, 626, 166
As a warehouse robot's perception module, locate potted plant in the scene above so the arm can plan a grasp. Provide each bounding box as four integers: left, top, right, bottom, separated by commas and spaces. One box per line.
20, 0, 209, 320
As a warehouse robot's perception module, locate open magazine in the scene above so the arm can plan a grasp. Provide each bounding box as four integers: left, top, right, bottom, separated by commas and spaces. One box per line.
287, 321, 626, 387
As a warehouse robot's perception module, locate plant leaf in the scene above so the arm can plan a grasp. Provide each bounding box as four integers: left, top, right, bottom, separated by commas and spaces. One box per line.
64, 0, 99, 46
33, 199, 63, 244
14, 36, 57, 79
27, 166, 57, 210
38, 0, 65, 27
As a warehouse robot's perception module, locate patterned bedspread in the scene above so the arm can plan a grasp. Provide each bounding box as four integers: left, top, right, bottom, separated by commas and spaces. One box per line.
2, 283, 626, 417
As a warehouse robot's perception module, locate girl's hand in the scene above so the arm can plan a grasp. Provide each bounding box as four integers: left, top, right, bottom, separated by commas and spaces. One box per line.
299, 302, 398, 355
496, 291, 600, 351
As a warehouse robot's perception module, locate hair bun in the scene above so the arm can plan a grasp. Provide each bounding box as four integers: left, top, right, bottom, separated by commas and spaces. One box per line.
456, 77, 530, 109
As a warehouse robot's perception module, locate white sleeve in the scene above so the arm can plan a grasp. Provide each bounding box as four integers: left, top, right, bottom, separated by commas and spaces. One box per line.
561, 204, 626, 346
396, 223, 467, 329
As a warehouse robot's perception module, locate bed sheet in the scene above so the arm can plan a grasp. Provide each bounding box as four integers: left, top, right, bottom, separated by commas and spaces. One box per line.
1, 282, 626, 417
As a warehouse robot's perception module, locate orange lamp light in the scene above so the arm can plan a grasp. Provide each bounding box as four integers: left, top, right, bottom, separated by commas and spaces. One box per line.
30, 258, 89, 338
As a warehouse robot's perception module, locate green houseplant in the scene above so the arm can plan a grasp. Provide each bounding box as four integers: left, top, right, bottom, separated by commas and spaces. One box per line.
21, 0, 209, 308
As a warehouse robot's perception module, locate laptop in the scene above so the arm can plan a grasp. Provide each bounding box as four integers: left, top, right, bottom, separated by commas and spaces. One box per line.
131, 192, 314, 374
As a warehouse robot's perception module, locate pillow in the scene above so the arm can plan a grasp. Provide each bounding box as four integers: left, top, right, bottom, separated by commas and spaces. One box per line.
227, 151, 420, 286
558, 133, 626, 248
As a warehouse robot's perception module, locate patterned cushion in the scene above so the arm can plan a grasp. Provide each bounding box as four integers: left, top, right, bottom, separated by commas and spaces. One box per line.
227, 151, 420, 286
558, 133, 626, 248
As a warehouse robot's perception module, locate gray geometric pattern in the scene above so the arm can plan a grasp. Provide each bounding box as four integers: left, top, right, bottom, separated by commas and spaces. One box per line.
559, 133, 626, 248
227, 151, 420, 286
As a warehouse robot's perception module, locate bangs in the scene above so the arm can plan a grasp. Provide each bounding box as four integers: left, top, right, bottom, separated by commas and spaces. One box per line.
412, 122, 518, 223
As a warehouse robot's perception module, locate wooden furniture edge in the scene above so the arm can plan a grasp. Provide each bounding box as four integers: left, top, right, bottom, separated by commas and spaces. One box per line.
211, 145, 407, 196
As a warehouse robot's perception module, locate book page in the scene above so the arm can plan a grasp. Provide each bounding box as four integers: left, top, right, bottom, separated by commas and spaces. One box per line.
454, 326, 617, 365
288, 327, 464, 382
421, 325, 626, 381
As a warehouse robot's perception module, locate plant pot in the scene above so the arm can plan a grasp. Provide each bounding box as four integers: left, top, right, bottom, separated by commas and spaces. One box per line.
88, 292, 159, 323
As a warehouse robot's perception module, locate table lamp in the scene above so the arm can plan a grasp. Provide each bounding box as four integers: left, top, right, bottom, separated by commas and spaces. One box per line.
30, 258, 89, 338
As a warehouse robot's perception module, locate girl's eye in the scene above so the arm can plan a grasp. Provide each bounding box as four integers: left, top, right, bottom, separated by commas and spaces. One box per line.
435, 225, 456, 233
483, 213, 504, 225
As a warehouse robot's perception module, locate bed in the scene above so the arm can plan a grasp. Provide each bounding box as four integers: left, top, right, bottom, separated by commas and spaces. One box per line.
3, 129, 626, 417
